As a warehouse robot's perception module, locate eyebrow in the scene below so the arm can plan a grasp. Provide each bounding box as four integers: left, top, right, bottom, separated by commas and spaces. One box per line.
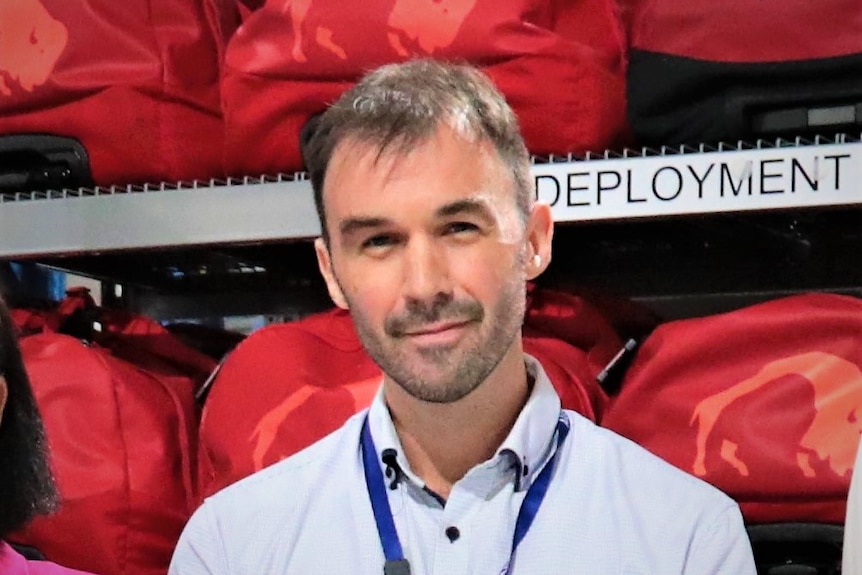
338, 217, 391, 238
436, 198, 495, 223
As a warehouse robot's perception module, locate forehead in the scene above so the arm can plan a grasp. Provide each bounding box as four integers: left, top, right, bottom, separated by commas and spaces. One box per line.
322, 125, 517, 225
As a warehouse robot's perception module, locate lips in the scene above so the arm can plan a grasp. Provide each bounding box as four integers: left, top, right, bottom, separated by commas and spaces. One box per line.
385, 299, 485, 339
401, 320, 473, 346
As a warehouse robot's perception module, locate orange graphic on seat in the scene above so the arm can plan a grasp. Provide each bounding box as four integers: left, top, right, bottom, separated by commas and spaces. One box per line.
283, 0, 477, 62
387, 0, 478, 56
286, 0, 347, 62
691, 351, 862, 478
287, 0, 312, 62
0, 0, 67, 96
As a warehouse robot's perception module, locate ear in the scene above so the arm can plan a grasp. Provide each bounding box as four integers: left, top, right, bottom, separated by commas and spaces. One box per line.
314, 238, 350, 310
0, 375, 7, 427
525, 202, 554, 280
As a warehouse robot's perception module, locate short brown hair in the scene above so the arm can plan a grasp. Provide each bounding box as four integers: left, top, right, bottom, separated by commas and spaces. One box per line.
301, 59, 532, 242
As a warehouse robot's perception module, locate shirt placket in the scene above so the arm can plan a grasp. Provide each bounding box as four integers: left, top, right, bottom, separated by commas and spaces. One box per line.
427, 459, 516, 575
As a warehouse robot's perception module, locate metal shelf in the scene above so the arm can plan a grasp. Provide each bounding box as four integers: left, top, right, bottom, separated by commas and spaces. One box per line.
1, 135, 861, 323
0, 175, 319, 258
2, 136, 860, 259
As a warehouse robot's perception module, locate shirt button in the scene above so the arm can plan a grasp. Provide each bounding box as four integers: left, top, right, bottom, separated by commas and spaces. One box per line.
445, 526, 460, 542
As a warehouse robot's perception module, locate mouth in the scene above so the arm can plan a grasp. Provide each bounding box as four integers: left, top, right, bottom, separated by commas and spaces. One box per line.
401, 320, 474, 346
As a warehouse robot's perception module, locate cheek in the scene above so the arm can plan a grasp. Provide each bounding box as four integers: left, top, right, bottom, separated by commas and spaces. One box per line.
450, 245, 525, 294
342, 273, 400, 325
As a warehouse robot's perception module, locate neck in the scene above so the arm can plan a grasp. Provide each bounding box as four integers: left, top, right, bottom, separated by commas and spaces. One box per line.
383, 345, 530, 500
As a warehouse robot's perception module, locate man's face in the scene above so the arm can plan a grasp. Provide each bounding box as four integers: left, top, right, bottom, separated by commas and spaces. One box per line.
315, 125, 536, 404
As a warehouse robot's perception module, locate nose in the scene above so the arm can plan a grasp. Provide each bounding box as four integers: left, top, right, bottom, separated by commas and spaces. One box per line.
401, 236, 452, 305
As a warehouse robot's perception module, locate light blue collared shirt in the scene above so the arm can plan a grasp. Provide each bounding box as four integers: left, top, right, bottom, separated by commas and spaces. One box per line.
169, 355, 756, 575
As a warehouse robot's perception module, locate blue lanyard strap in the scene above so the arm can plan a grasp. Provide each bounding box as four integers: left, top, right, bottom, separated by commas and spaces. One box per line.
361, 417, 406, 566
506, 413, 569, 573
361, 412, 570, 575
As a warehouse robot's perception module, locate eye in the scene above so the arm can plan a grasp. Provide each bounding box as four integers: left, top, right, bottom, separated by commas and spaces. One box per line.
444, 221, 480, 235
362, 234, 396, 249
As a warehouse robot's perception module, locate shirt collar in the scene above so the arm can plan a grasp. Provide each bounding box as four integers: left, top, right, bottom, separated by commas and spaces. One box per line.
495, 354, 563, 490
366, 383, 426, 489
365, 354, 562, 493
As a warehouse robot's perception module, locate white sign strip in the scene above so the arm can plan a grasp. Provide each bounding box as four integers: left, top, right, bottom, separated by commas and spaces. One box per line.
533, 142, 862, 222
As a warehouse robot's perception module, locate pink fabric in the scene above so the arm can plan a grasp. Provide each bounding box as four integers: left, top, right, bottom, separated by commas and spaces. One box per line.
0, 541, 96, 575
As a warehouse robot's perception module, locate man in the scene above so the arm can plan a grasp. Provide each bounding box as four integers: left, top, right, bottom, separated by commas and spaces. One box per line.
845, 438, 862, 574
169, 59, 756, 574
0, 296, 98, 574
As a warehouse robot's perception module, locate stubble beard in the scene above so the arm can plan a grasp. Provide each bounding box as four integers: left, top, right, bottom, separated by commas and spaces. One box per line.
348, 272, 527, 404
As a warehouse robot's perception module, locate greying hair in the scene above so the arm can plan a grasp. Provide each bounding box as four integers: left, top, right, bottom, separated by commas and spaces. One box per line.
301, 59, 532, 242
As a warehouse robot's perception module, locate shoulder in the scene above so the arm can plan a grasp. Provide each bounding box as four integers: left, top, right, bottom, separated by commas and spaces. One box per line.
0, 541, 97, 575
562, 410, 740, 512
195, 410, 366, 532
171, 411, 373, 573
554, 412, 754, 571
32, 563, 99, 575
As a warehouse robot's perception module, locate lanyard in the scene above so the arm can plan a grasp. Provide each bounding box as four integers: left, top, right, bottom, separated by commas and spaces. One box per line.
360, 412, 570, 575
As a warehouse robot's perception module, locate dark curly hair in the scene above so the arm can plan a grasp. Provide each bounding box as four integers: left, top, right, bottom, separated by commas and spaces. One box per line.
0, 296, 58, 537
